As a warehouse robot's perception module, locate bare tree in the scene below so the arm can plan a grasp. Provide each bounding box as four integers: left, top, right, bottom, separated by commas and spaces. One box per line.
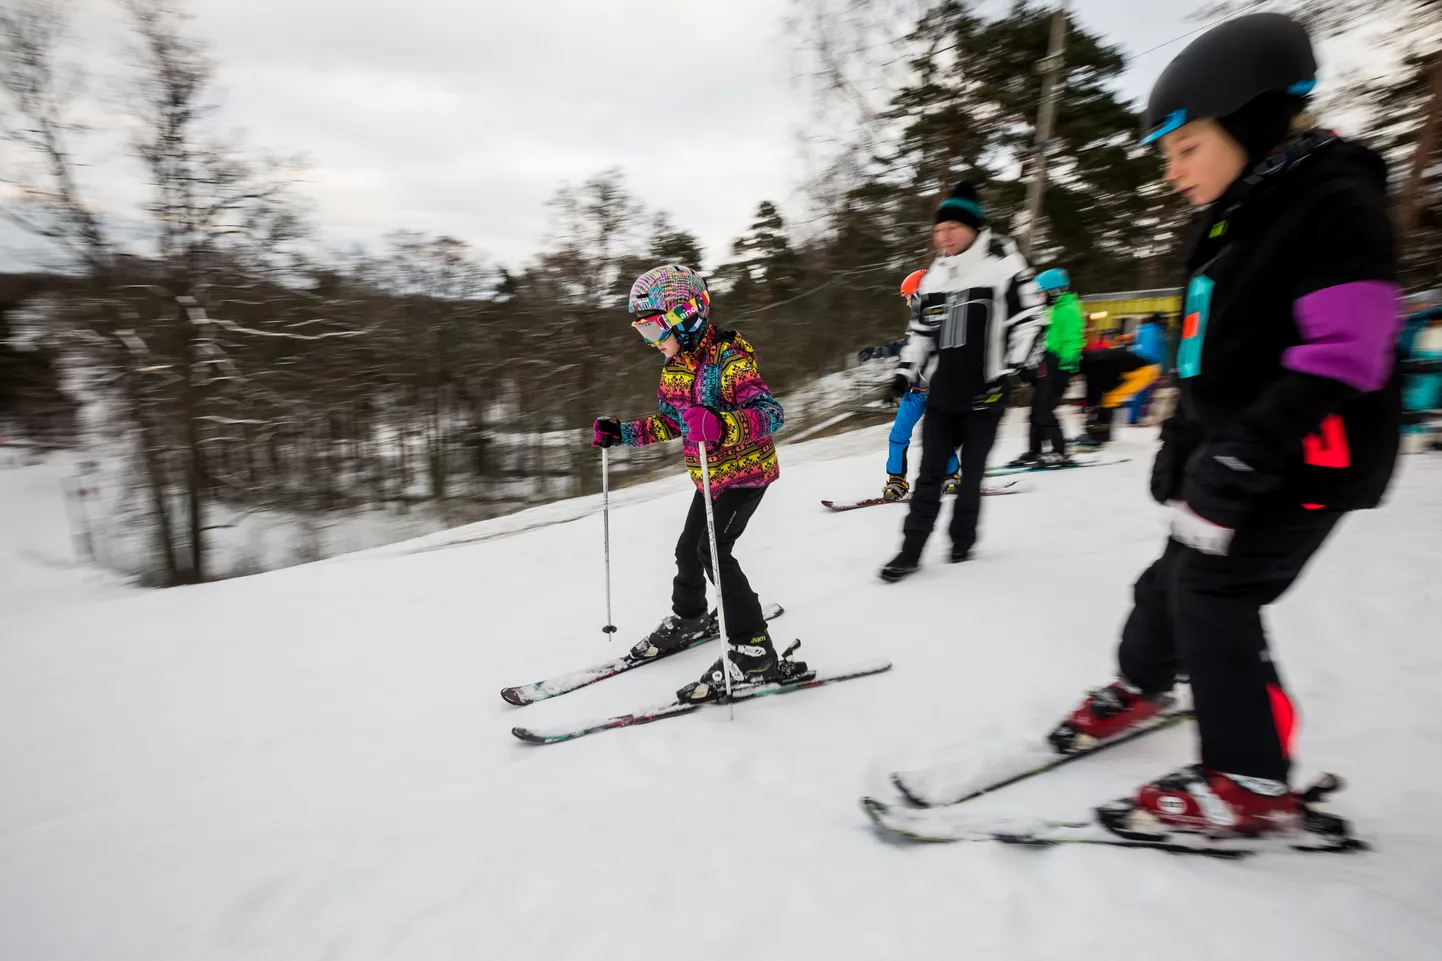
371, 232, 494, 509
784, 0, 936, 225
0, 0, 110, 268
2, 0, 325, 584
0, 0, 187, 580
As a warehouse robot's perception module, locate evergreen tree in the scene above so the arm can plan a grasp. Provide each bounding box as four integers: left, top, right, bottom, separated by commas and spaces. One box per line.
718, 201, 804, 309
862, 2, 1177, 290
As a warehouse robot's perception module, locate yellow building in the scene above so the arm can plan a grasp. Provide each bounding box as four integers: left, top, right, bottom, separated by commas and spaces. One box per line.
1080, 288, 1183, 336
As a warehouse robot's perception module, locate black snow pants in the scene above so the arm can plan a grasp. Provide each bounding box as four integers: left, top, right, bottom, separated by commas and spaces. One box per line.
899, 401, 1005, 558
673, 486, 768, 639
1027, 351, 1070, 456
1116, 508, 1342, 783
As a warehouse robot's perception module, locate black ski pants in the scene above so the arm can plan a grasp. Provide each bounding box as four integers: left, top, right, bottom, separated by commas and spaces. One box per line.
1027, 352, 1069, 456
900, 401, 1005, 557
1117, 508, 1342, 783
673, 486, 767, 638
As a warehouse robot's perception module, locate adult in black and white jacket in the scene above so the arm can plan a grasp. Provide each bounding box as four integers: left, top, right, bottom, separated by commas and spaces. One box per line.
880, 181, 1047, 582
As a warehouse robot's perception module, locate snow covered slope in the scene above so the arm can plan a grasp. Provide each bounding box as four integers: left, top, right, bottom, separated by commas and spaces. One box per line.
3, 416, 1441, 961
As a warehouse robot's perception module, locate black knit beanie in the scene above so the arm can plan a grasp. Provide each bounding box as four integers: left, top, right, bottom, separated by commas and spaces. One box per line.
934, 180, 986, 230
1217, 91, 1306, 164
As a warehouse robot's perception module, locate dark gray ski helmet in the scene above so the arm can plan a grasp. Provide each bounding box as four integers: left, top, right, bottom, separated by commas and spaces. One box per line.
1141, 13, 1316, 146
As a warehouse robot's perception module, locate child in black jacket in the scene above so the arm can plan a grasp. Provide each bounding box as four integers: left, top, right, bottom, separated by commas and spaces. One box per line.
1049, 13, 1404, 841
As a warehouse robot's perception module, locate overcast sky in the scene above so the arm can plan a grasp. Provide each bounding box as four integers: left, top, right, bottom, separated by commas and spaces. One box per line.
0, 0, 1373, 276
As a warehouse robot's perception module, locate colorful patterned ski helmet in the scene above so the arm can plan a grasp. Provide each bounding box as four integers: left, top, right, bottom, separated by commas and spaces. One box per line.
628, 265, 711, 350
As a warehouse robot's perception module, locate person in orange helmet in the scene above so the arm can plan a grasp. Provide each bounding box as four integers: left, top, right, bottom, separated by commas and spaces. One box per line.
856, 268, 960, 501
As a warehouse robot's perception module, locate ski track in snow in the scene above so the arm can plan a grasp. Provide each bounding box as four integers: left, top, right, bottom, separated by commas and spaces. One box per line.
3, 411, 1442, 961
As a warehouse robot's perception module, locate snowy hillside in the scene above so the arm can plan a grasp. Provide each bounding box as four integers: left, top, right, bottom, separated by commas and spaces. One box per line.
3, 414, 1441, 961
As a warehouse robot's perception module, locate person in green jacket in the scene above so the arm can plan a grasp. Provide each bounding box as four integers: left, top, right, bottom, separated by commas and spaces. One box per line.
1008, 267, 1084, 467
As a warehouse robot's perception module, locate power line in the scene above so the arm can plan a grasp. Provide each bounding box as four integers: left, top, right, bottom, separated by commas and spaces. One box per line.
1126, 13, 1238, 63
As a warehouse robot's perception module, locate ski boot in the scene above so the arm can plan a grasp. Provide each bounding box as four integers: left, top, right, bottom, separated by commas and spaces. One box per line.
880, 537, 924, 583
631, 611, 717, 660
1097, 770, 1365, 850
941, 471, 962, 495
880, 554, 921, 582
1098, 765, 1300, 837
676, 632, 810, 702
882, 474, 910, 502
948, 545, 972, 563
1076, 406, 1113, 448
1048, 680, 1176, 755
1006, 452, 1040, 469
1038, 451, 1075, 469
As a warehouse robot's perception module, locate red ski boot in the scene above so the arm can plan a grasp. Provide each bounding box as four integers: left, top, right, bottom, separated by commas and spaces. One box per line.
1099, 764, 1300, 838
1048, 680, 1176, 755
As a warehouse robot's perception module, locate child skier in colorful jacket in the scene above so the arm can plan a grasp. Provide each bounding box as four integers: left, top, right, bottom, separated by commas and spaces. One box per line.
591, 265, 802, 702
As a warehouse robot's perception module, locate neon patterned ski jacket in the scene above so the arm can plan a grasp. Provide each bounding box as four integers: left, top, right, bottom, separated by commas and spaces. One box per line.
619, 325, 783, 496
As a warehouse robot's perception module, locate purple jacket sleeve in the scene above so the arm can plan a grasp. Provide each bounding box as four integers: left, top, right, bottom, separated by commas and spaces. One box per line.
1286, 281, 1403, 392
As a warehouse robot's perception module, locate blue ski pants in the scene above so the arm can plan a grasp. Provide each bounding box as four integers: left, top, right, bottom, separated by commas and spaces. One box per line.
888, 389, 958, 477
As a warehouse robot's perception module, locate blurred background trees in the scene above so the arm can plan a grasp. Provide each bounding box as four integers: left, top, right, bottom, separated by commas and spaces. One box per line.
3, 0, 1437, 582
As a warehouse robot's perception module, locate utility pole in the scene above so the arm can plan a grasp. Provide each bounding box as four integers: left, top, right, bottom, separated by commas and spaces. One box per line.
1020, 1, 1069, 261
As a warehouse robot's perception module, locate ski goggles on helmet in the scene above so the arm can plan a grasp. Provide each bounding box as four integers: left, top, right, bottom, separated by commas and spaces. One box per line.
630, 292, 710, 345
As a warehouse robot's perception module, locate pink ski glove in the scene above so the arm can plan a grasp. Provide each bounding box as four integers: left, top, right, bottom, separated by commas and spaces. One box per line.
681, 406, 724, 445
592, 417, 623, 448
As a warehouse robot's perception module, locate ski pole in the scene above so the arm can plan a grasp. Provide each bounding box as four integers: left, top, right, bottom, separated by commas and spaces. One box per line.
696, 440, 734, 711
601, 443, 616, 637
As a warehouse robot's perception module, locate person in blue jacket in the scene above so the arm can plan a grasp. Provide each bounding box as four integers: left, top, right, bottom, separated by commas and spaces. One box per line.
858, 269, 960, 500
1134, 313, 1168, 366
1126, 313, 1170, 422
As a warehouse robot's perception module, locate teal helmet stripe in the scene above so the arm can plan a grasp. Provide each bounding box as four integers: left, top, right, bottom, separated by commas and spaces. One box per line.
1141, 108, 1188, 146
1142, 77, 1314, 147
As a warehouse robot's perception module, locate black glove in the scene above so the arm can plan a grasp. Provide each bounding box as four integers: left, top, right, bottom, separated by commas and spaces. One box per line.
972, 373, 1021, 411
857, 346, 877, 362
592, 417, 624, 449
1181, 432, 1283, 527
1150, 443, 1184, 506
884, 374, 910, 403
1149, 416, 1194, 505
